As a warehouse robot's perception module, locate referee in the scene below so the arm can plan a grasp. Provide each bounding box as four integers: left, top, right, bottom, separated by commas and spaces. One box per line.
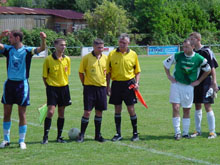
106, 33, 141, 142
41, 38, 72, 144
77, 39, 107, 143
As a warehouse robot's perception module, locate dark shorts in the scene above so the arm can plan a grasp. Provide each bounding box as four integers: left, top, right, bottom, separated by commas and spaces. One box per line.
83, 85, 107, 111
193, 76, 214, 104
109, 79, 137, 106
1, 79, 30, 106
46, 85, 72, 107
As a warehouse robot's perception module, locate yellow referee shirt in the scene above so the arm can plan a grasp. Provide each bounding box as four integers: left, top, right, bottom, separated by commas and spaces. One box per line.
43, 53, 71, 87
107, 48, 141, 81
79, 52, 107, 87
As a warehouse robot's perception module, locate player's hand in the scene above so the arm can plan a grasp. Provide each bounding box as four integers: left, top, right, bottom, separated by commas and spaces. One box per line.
168, 75, 177, 83
134, 83, 139, 90
211, 81, 219, 92
107, 86, 111, 96
1, 30, 10, 37
191, 80, 200, 87
40, 32, 47, 39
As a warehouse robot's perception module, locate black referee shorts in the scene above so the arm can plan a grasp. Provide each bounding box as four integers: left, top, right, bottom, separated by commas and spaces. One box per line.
193, 76, 214, 104
109, 79, 137, 106
46, 85, 72, 107
83, 85, 107, 111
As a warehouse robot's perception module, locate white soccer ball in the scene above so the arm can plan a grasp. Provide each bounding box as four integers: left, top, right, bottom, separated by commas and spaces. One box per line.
68, 128, 80, 140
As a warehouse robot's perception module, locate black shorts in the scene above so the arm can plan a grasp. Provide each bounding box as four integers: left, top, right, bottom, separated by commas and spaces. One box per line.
193, 76, 214, 104
46, 85, 72, 107
1, 79, 30, 106
109, 79, 137, 106
83, 85, 107, 111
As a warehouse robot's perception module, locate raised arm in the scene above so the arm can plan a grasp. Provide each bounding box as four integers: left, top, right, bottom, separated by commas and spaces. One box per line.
36, 32, 47, 54
0, 30, 9, 50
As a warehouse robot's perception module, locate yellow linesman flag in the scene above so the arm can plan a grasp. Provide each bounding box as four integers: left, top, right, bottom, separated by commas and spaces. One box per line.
38, 104, 47, 125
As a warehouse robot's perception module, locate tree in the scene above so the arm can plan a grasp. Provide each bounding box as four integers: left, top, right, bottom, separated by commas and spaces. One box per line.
134, 0, 169, 44
75, 0, 103, 12
46, 0, 77, 10
84, 0, 130, 44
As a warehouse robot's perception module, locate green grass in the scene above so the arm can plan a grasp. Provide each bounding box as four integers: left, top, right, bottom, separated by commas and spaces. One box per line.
0, 55, 220, 164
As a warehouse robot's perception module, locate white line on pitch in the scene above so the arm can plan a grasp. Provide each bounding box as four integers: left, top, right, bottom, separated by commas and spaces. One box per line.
0, 116, 218, 165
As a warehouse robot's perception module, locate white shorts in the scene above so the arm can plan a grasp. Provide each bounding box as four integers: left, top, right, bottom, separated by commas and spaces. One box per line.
169, 82, 194, 108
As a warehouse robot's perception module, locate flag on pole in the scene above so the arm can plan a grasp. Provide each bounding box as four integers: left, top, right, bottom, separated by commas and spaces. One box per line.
38, 104, 47, 125
129, 84, 148, 109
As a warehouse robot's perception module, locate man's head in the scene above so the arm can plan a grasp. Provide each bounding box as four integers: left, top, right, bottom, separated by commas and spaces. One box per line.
54, 38, 66, 54
93, 38, 104, 55
189, 32, 201, 47
118, 33, 130, 51
183, 39, 194, 56
9, 30, 23, 45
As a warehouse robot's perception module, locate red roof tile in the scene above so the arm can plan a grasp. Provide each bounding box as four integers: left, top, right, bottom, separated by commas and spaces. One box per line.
0, 6, 84, 19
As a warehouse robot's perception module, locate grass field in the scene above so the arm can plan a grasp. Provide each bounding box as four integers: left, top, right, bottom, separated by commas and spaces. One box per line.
0, 55, 220, 164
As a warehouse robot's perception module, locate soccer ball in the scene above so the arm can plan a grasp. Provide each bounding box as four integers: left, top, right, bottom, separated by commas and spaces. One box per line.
68, 128, 80, 140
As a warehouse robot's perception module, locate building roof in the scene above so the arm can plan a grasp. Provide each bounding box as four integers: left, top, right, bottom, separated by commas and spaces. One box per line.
0, 6, 84, 19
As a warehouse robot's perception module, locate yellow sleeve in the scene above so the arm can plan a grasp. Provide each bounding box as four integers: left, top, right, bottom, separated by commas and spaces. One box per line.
79, 56, 86, 73
134, 53, 141, 74
67, 57, 71, 76
42, 57, 49, 78
106, 52, 112, 74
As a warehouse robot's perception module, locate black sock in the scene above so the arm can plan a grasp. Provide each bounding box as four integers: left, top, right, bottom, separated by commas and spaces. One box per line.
94, 116, 102, 137
80, 116, 89, 135
44, 117, 52, 138
57, 117, 65, 139
115, 113, 121, 135
130, 115, 137, 134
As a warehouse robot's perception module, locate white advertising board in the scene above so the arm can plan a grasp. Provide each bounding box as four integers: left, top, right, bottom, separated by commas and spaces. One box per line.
81, 47, 115, 57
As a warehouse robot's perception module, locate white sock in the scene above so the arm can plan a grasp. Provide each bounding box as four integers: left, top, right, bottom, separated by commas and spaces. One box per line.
207, 111, 215, 133
182, 118, 190, 136
172, 117, 181, 135
195, 109, 202, 133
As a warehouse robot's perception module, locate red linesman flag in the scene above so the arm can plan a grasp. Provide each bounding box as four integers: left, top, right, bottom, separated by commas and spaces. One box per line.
129, 84, 148, 109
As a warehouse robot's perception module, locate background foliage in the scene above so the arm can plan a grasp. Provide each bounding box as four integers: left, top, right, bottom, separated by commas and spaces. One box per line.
1, 0, 220, 45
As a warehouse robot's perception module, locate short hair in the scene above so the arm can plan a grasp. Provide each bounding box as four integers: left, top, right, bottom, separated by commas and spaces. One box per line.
11, 30, 23, 42
183, 38, 193, 46
54, 38, 66, 45
119, 33, 130, 42
189, 32, 201, 40
93, 38, 104, 45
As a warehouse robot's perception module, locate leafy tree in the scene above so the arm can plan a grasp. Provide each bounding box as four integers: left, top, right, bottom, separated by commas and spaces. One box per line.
134, 0, 169, 44
46, 0, 77, 10
84, 0, 130, 44
6, 0, 32, 7
75, 0, 103, 12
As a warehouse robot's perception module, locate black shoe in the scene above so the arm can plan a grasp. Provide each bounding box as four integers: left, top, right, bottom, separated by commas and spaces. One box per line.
111, 134, 123, 142
174, 134, 181, 141
76, 133, 84, 143
41, 136, 48, 144
131, 133, 139, 141
95, 135, 106, 143
182, 134, 191, 139
56, 137, 67, 143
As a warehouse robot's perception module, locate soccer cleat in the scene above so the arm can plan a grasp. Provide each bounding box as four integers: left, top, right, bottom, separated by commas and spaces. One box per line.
19, 142, 27, 150
174, 134, 181, 141
208, 132, 217, 139
41, 136, 48, 144
0, 140, 10, 148
182, 134, 191, 139
111, 134, 123, 142
131, 133, 139, 141
190, 131, 202, 138
95, 135, 106, 143
76, 133, 84, 143
56, 137, 67, 143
